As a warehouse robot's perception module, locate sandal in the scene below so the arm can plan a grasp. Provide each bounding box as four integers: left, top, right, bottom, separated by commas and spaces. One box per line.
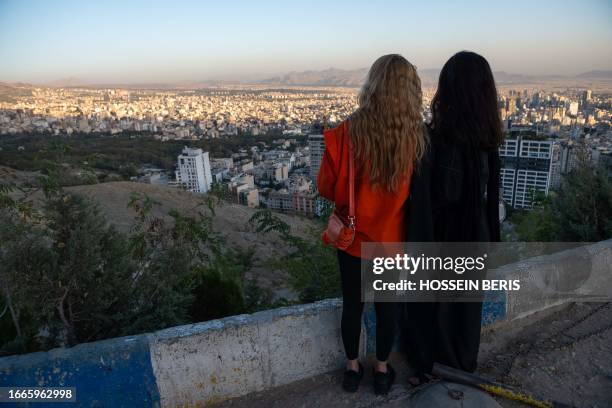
407, 372, 433, 388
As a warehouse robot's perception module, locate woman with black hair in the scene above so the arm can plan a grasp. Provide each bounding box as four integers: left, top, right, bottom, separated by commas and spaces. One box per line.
402, 51, 503, 385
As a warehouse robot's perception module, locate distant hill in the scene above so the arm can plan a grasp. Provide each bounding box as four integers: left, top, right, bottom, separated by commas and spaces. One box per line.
45, 77, 93, 88
0, 82, 33, 102
3, 67, 611, 92
259, 67, 441, 87
0, 82, 34, 89
260, 68, 368, 87
576, 70, 612, 79
257, 67, 572, 87
46, 80, 230, 90
492, 71, 536, 84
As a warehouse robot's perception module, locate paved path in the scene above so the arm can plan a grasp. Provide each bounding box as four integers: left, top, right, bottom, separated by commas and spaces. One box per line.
480, 302, 612, 408
216, 302, 612, 408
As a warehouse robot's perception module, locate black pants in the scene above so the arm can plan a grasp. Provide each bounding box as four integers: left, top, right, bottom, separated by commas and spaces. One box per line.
337, 250, 396, 361
402, 301, 483, 374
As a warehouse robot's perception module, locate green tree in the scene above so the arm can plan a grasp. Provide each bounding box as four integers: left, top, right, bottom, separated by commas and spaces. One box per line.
3, 157, 303, 355
189, 267, 245, 321
552, 162, 612, 241
0, 182, 249, 354
513, 191, 557, 241
0, 211, 53, 354
514, 159, 612, 242
249, 209, 340, 302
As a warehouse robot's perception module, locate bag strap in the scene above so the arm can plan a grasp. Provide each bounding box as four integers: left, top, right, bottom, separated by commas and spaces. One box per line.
346, 121, 355, 228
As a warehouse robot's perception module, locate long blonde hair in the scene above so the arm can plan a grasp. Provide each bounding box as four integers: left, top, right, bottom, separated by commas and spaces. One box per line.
349, 54, 427, 191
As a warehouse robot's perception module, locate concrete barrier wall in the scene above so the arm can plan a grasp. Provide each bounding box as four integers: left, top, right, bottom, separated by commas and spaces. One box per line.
1, 240, 610, 407
492, 240, 612, 321
149, 299, 365, 407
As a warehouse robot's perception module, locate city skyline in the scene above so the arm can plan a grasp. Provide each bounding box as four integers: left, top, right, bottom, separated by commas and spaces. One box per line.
1, 0, 611, 84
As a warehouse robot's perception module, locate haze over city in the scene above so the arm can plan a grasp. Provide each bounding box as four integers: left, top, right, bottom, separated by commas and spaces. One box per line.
1, 0, 611, 84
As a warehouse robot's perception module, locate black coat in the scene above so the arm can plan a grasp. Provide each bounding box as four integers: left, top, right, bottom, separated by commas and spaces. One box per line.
401, 132, 501, 374
405, 136, 501, 243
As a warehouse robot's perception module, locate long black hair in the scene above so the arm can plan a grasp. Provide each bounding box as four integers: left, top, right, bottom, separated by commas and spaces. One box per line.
426, 51, 502, 242
430, 51, 503, 151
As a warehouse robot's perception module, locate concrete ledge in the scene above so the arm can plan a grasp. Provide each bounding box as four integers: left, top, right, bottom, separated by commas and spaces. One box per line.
149, 299, 365, 407
492, 240, 612, 320
0, 240, 610, 407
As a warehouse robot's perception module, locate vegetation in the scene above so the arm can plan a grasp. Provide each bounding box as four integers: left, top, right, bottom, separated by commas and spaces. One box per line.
0, 131, 307, 183
0, 171, 262, 356
512, 159, 612, 242
249, 209, 340, 303
0, 131, 320, 357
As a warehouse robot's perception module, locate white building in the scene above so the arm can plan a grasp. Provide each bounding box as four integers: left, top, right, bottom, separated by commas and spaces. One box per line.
499, 135, 554, 209
568, 102, 579, 116
176, 147, 213, 193
308, 133, 325, 183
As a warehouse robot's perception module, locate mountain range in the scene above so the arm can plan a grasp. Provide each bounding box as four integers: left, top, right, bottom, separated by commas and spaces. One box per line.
2, 69, 611, 90
258, 68, 612, 87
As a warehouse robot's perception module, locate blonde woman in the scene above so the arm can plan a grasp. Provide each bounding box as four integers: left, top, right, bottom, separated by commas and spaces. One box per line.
317, 54, 427, 394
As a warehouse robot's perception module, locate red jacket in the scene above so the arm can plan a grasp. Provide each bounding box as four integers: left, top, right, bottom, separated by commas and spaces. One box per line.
317, 121, 413, 258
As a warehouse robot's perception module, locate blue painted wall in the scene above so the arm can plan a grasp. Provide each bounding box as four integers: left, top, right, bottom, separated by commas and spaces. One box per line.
0, 335, 160, 408
482, 290, 507, 326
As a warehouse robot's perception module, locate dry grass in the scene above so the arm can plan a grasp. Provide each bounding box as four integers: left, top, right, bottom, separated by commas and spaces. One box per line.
36, 181, 318, 294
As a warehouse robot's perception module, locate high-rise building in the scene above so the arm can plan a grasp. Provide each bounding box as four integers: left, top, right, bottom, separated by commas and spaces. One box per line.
176, 147, 213, 193
549, 143, 563, 190
499, 134, 554, 209
308, 133, 325, 183
581, 89, 592, 105
507, 98, 517, 115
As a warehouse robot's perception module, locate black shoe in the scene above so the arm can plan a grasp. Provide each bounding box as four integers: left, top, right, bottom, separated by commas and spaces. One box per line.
342, 362, 364, 393
373, 364, 396, 395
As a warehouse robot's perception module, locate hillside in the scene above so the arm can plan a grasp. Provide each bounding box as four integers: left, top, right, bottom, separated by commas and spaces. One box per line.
260, 68, 368, 87
26, 181, 319, 296
0, 82, 33, 102
576, 70, 612, 79
0, 165, 39, 185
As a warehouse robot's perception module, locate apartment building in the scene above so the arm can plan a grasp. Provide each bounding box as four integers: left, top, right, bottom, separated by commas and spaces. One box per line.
499, 134, 554, 209
266, 190, 318, 216
176, 147, 213, 193
308, 133, 325, 183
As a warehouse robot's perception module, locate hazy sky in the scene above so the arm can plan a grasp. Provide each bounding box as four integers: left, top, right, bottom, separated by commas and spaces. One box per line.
1, 0, 611, 83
